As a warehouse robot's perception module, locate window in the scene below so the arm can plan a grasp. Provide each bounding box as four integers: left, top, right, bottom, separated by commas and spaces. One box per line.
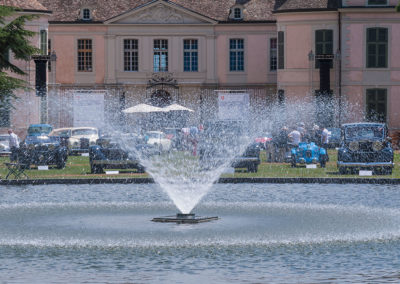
315, 29, 333, 68
368, 0, 387, 6
40, 30, 47, 55
367, 27, 388, 68
82, 8, 91, 20
77, 39, 92, 72
183, 39, 198, 72
278, 31, 284, 69
233, 7, 242, 19
270, 38, 277, 71
0, 99, 10, 127
153, 39, 168, 72
124, 39, 138, 71
366, 88, 387, 122
229, 39, 244, 71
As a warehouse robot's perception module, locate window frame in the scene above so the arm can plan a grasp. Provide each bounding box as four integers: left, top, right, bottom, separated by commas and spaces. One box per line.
123, 39, 139, 72
229, 38, 244, 72
77, 39, 93, 72
183, 39, 198, 72
153, 39, 168, 72
40, 30, 47, 55
315, 29, 333, 68
366, 27, 388, 69
366, 88, 387, 122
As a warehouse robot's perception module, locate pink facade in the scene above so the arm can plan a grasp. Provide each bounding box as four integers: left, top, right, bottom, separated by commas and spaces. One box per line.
3, 0, 400, 133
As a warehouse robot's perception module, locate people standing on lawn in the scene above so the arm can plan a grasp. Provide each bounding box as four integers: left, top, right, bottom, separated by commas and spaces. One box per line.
321, 125, 330, 150
276, 126, 289, 162
288, 126, 301, 147
8, 129, 20, 162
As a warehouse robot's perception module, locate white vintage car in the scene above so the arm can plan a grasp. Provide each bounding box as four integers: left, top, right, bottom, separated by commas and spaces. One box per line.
0, 134, 11, 156
50, 127, 99, 155
145, 131, 172, 152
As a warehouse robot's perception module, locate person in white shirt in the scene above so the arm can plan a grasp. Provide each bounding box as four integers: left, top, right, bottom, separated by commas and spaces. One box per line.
288, 127, 301, 146
321, 127, 330, 148
8, 129, 20, 162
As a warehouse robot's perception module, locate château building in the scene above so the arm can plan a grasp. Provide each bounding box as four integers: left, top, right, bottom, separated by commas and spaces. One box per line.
1, 0, 400, 135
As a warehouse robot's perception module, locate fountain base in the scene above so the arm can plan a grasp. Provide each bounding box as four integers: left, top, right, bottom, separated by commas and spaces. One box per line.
151, 213, 218, 224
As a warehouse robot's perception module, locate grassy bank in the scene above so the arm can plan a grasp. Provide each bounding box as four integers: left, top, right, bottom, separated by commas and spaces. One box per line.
0, 150, 399, 179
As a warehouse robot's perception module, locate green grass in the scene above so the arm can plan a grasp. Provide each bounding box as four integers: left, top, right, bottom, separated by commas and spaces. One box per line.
0, 150, 399, 179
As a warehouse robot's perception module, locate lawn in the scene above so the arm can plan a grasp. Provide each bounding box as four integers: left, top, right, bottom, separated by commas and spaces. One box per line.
0, 150, 399, 179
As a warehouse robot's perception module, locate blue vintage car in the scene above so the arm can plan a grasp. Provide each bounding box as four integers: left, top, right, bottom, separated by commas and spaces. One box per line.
337, 123, 394, 175
290, 142, 328, 168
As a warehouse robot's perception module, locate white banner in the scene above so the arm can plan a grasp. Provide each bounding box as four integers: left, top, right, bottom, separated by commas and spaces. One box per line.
73, 91, 105, 128
218, 92, 249, 121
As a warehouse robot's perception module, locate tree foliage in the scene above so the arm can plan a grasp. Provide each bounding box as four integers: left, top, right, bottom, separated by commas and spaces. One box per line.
0, 5, 40, 105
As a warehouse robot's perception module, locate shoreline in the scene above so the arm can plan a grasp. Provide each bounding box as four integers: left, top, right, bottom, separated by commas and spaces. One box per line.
1, 177, 400, 185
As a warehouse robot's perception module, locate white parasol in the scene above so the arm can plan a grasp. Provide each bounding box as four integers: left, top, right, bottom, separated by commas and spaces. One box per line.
162, 103, 194, 112
122, 103, 165, 113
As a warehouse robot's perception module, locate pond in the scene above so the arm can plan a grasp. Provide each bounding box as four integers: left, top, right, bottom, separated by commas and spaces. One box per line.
0, 183, 399, 283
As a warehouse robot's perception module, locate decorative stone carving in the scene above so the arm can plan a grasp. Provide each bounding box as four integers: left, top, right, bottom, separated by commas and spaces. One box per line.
136, 4, 184, 24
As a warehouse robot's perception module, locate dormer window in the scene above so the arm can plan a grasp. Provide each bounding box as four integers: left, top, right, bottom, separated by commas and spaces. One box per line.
232, 7, 243, 20
82, 8, 91, 21
233, 7, 242, 19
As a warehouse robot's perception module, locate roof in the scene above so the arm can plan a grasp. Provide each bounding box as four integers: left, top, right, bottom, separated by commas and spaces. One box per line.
37, 0, 277, 22
0, 0, 48, 11
275, 0, 339, 13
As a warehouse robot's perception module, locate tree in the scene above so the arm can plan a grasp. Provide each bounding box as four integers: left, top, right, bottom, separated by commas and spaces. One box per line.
397, 2, 400, 12
0, 6, 39, 108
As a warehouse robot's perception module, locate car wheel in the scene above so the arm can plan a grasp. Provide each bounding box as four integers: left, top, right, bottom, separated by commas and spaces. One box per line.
91, 164, 104, 174
56, 159, 66, 169
383, 167, 392, 175
291, 156, 296, 168
247, 164, 257, 173
339, 167, 347, 175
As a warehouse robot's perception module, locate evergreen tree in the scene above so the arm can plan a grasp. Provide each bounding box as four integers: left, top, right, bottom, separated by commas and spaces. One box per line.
0, 5, 39, 109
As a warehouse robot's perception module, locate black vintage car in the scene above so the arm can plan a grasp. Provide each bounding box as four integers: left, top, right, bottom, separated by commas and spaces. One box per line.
198, 120, 261, 172
18, 135, 68, 169
337, 123, 394, 174
89, 134, 157, 174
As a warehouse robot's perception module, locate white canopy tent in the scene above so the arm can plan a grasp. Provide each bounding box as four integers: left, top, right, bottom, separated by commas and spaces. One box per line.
162, 103, 194, 112
122, 103, 194, 113
122, 103, 165, 113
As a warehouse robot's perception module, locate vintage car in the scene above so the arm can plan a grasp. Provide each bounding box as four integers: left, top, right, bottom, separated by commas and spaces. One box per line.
89, 134, 157, 174
0, 134, 11, 156
337, 123, 394, 175
145, 131, 172, 152
17, 135, 68, 169
27, 124, 53, 136
290, 142, 328, 168
50, 127, 99, 155
198, 120, 260, 172
327, 127, 341, 148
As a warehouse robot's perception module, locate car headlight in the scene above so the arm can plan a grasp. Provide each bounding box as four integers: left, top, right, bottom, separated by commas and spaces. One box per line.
349, 141, 359, 151
372, 141, 383, 151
